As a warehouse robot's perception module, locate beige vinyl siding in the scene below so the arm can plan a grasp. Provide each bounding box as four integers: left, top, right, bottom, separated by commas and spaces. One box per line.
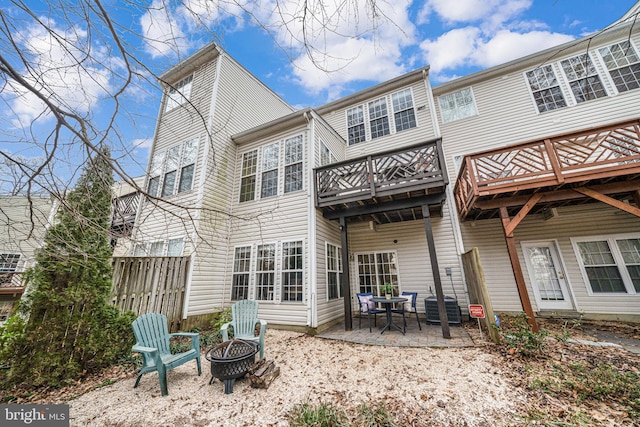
319, 80, 437, 160
437, 31, 640, 184
314, 212, 344, 326
461, 204, 640, 316
0, 196, 55, 266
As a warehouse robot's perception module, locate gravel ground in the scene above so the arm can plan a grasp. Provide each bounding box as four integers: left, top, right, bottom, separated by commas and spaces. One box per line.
68, 329, 526, 426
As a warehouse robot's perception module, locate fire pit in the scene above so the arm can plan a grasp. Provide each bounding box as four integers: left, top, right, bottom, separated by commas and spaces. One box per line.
205, 339, 259, 394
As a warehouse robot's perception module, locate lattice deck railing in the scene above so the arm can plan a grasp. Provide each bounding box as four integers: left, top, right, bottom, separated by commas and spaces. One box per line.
454, 119, 640, 219
315, 140, 447, 207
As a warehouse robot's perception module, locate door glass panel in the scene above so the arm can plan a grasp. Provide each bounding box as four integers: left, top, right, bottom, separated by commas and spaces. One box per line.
526, 246, 564, 301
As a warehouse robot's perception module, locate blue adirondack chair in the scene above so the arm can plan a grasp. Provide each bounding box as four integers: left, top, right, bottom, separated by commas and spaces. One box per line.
220, 300, 267, 359
131, 313, 201, 396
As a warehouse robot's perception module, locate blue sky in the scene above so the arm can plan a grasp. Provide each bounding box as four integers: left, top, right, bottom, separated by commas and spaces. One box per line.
0, 0, 637, 184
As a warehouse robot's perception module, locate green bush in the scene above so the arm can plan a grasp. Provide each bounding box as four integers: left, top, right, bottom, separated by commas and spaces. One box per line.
288, 402, 348, 427
495, 312, 549, 357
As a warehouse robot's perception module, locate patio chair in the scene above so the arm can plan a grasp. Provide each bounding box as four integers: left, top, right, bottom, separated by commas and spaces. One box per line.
221, 299, 267, 359
357, 292, 385, 332
392, 292, 422, 332
131, 313, 201, 396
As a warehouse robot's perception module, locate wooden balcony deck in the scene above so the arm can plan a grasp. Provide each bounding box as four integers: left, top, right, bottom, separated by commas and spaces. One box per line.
314, 139, 448, 223
0, 272, 25, 296
454, 119, 640, 221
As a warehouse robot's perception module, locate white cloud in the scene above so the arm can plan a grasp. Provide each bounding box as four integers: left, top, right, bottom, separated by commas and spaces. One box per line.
139, 0, 189, 58
419, 27, 481, 71
421, 0, 532, 25
132, 138, 154, 149
6, 18, 115, 128
472, 30, 574, 67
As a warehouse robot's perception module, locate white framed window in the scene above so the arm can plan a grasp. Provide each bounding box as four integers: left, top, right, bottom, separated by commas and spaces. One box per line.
438, 87, 478, 123
281, 241, 303, 302
326, 243, 342, 300
284, 135, 303, 193
261, 143, 279, 198
573, 234, 640, 294
391, 88, 417, 132
356, 251, 399, 295
0, 253, 22, 287
147, 138, 199, 198
167, 238, 184, 256
525, 65, 567, 113
239, 150, 257, 202
255, 243, 276, 301
368, 97, 390, 139
347, 106, 365, 145
164, 74, 193, 112
598, 41, 640, 93
133, 237, 184, 257
231, 246, 251, 300
560, 53, 608, 103
319, 141, 336, 166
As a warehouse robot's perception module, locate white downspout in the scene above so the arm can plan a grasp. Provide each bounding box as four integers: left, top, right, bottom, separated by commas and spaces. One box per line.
305, 111, 318, 328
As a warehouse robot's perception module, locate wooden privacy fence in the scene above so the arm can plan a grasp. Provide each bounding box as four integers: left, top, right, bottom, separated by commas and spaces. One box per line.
461, 248, 500, 343
111, 256, 190, 332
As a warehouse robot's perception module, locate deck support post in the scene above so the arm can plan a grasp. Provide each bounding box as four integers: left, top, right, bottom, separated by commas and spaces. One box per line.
422, 204, 450, 339
339, 217, 353, 330
499, 207, 539, 332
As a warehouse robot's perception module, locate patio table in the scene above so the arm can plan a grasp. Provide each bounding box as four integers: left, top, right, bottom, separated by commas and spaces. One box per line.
371, 296, 407, 335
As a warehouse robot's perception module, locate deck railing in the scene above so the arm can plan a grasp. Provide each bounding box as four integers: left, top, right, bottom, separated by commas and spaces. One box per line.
454, 119, 640, 219
315, 139, 447, 207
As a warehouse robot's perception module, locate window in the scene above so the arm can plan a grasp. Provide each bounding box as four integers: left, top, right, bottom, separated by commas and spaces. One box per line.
0, 253, 21, 286
560, 53, 607, 103
255, 244, 275, 301
391, 89, 417, 131
164, 74, 193, 112
598, 41, 640, 93
326, 243, 342, 300
261, 143, 279, 198
320, 142, 336, 166
284, 135, 303, 193
438, 87, 478, 123
167, 238, 184, 256
148, 138, 199, 198
368, 97, 390, 139
231, 246, 251, 300
347, 106, 365, 145
239, 150, 257, 202
149, 241, 165, 256
574, 235, 640, 294
133, 238, 184, 257
282, 241, 303, 302
356, 251, 399, 295
526, 65, 567, 113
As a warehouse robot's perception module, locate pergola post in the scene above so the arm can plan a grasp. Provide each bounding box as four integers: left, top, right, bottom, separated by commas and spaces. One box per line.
339, 217, 352, 330
422, 204, 450, 339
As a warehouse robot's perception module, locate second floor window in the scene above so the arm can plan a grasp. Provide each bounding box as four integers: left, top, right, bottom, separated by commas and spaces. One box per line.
391, 89, 417, 131
438, 87, 478, 123
284, 135, 303, 193
148, 138, 198, 199
347, 106, 365, 145
598, 41, 640, 94
368, 97, 390, 139
560, 53, 607, 103
320, 142, 337, 166
526, 65, 567, 113
261, 143, 279, 198
240, 150, 257, 202
164, 74, 193, 113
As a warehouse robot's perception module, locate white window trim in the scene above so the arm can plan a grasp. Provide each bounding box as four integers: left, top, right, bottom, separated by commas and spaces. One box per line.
164, 74, 194, 113
558, 52, 608, 106
354, 250, 401, 295
133, 237, 185, 257
255, 242, 278, 302
325, 242, 342, 301
524, 63, 570, 114
148, 138, 199, 199
231, 245, 253, 301
281, 239, 304, 303
239, 149, 258, 202
346, 105, 366, 145
595, 39, 640, 96
437, 86, 478, 124
391, 87, 418, 132
571, 233, 640, 296
284, 135, 304, 194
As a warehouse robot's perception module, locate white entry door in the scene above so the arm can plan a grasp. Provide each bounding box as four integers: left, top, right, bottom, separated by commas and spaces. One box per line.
522, 241, 574, 310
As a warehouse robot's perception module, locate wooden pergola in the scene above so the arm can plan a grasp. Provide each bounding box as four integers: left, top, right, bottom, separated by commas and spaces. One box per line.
453, 118, 640, 331
314, 139, 453, 337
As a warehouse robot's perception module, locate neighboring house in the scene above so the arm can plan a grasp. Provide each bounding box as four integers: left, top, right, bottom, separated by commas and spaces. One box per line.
0, 195, 57, 320
128, 3, 640, 330
111, 177, 144, 256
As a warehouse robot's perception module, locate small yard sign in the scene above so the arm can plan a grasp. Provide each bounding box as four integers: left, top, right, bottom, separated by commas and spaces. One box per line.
468, 304, 485, 319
